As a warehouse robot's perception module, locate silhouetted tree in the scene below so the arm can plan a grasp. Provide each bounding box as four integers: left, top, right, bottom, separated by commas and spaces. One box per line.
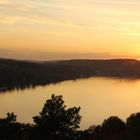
6, 112, 17, 123
0, 113, 30, 140
102, 116, 126, 137
33, 94, 81, 139
126, 113, 140, 139
83, 125, 102, 140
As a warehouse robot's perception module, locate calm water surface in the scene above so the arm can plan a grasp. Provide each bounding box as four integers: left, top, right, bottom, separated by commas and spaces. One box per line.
1, 77, 140, 129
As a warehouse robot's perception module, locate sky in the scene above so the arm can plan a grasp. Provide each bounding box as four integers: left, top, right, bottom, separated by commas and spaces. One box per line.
1, 0, 140, 60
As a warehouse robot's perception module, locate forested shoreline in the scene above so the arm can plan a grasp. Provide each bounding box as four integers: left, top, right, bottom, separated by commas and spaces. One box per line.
1, 58, 140, 92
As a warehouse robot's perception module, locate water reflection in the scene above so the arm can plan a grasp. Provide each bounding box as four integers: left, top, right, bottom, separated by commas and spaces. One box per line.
0, 77, 140, 129
0, 79, 79, 93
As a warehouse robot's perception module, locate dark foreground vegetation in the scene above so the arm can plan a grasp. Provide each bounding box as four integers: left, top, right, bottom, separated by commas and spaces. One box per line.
1, 58, 140, 92
1, 94, 140, 140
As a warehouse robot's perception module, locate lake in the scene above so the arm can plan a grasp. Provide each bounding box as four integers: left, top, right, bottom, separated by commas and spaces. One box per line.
0, 77, 140, 129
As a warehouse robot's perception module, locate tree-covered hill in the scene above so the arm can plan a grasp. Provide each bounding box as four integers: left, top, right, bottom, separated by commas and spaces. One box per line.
0, 58, 140, 91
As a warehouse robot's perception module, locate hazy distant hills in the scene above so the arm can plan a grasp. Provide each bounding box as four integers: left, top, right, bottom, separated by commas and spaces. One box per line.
0, 58, 140, 91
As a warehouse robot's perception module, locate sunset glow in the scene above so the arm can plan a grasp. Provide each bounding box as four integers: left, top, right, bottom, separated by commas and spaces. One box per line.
0, 0, 140, 60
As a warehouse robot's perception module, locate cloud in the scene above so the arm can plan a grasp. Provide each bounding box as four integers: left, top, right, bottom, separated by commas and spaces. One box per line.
0, 0, 11, 5
25, 0, 139, 17
0, 15, 20, 24
93, 0, 140, 5
0, 0, 35, 14
0, 12, 101, 30
0, 0, 140, 37
0, 48, 13, 52
113, 32, 140, 37
0, 48, 116, 61
133, 44, 140, 47
29, 15, 72, 26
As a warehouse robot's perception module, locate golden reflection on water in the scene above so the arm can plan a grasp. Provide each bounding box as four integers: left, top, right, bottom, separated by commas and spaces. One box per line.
0, 77, 140, 129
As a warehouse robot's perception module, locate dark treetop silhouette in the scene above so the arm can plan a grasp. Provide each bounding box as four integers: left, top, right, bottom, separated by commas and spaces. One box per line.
33, 94, 81, 140
0, 94, 140, 140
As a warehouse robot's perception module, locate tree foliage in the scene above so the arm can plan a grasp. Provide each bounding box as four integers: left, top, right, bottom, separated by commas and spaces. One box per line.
33, 94, 81, 138
6, 112, 17, 123
126, 113, 140, 139
1, 95, 140, 140
102, 116, 126, 136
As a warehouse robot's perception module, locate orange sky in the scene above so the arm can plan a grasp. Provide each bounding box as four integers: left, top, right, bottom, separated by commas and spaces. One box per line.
0, 0, 140, 60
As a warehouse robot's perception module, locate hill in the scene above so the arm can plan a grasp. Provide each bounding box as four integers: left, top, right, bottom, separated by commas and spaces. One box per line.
0, 58, 140, 91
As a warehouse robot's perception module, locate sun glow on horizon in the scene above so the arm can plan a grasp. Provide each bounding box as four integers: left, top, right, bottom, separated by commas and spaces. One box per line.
0, 0, 140, 60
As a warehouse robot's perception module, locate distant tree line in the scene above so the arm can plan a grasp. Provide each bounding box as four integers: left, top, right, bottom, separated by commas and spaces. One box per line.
1, 94, 140, 140
1, 58, 140, 92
